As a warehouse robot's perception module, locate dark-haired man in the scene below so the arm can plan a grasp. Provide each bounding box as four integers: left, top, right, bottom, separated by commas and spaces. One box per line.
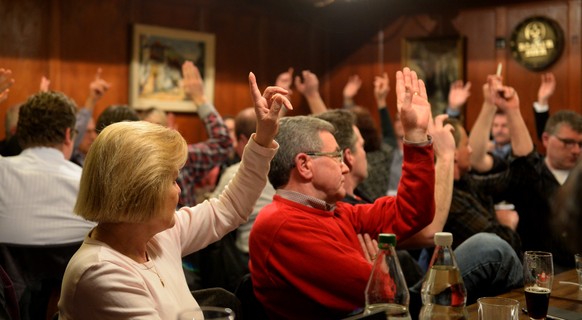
0, 91, 95, 245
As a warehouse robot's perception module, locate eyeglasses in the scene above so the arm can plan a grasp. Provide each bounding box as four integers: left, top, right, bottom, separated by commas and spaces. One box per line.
305, 150, 344, 163
554, 136, 582, 149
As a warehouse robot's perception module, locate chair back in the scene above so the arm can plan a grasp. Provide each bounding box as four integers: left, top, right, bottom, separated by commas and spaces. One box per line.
0, 265, 20, 320
0, 242, 82, 320
234, 273, 268, 320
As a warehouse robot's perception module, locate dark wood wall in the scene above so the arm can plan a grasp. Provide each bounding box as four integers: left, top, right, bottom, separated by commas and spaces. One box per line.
0, 0, 328, 142
1, 0, 580, 147
324, 0, 581, 150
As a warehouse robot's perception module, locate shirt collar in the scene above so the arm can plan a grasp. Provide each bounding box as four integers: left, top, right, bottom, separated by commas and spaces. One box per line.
276, 189, 336, 211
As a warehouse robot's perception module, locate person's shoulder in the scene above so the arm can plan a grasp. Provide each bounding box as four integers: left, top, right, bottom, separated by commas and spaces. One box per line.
70, 240, 139, 275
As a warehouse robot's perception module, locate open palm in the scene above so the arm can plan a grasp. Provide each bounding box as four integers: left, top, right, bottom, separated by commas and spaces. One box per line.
396, 67, 431, 142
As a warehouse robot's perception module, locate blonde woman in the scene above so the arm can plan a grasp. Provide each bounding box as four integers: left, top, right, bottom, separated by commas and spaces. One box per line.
58, 73, 290, 319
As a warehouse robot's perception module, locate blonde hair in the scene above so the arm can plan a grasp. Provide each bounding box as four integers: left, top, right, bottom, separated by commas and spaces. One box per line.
75, 121, 187, 223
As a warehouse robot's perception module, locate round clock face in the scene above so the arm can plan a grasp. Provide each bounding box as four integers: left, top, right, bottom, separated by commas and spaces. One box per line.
510, 16, 564, 71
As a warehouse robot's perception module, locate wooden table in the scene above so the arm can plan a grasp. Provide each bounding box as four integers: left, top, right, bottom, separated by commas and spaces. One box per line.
467, 269, 582, 319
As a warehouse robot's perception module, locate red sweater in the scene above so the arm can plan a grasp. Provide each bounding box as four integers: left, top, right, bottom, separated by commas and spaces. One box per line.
249, 144, 435, 320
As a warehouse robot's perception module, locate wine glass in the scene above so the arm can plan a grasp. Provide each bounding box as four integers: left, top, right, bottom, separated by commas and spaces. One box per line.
177, 306, 235, 320
523, 251, 553, 320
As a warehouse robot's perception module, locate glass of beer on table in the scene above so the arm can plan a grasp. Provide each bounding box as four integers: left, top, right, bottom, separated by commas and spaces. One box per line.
523, 251, 553, 320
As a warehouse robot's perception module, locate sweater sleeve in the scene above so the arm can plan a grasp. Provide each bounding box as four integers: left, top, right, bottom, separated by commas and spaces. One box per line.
348, 143, 436, 242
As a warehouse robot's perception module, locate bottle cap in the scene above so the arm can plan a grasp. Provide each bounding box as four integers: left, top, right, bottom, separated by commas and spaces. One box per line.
434, 232, 453, 246
378, 233, 397, 247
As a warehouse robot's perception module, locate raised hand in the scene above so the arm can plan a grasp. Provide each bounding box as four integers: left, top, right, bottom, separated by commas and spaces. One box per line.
182, 61, 206, 106
537, 72, 555, 105
275, 67, 294, 95
374, 72, 390, 108
249, 72, 292, 148
39, 76, 50, 92
429, 114, 456, 160
88, 68, 111, 102
85, 68, 111, 109
294, 70, 320, 98
492, 79, 519, 113
448, 80, 471, 111
395, 67, 431, 142
343, 74, 362, 100
482, 74, 502, 107
0, 68, 15, 104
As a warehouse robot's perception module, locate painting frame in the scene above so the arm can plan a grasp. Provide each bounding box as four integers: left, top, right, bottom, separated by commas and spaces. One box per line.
130, 24, 215, 113
402, 37, 465, 116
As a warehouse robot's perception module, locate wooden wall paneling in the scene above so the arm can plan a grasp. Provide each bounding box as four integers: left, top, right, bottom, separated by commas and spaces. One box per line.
57, 0, 131, 119
49, 0, 62, 90
0, 0, 52, 140
567, 0, 582, 113
451, 8, 497, 130
212, 12, 266, 119
504, 1, 571, 152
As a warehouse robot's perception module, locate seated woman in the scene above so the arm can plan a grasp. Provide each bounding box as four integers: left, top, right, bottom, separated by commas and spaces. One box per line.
57, 73, 290, 319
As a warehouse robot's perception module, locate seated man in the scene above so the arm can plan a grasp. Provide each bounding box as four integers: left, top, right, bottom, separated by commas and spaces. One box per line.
506, 110, 582, 271
249, 68, 436, 319
0, 91, 96, 245
318, 108, 523, 308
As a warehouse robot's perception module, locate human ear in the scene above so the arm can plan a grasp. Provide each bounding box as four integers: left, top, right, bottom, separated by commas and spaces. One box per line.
541, 132, 550, 149
295, 153, 314, 179
343, 148, 354, 170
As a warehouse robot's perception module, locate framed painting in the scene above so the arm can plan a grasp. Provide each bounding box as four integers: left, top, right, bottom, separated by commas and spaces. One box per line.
130, 24, 215, 112
402, 37, 465, 116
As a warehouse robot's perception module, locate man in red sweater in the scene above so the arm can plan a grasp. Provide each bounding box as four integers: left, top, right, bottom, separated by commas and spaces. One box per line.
249, 68, 436, 320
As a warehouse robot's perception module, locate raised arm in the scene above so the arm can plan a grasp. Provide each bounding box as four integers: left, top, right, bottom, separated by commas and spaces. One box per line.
84, 68, 111, 110
534, 72, 555, 139
249, 72, 291, 148
399, 114, 455, 249
446, 80, 471, 118
295, 70, 327, 115
494, 84, 534, 157
395, 67, 430, 143
468, 75, 500, 173
342, 74, 362, 109
374, 72, 397, 147
177, 61, 233, 206
275, 67, 294, 97
75, 69, 111, 150
39, 76, 50, 92
274, 67, 294, 116
0, 68, 14, 104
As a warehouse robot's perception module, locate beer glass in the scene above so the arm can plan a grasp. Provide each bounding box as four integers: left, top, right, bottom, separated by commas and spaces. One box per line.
523, 251, 553, 320
177, 307, 235, 320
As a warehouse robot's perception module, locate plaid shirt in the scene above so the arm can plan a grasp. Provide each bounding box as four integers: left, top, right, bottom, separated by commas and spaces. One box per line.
177, 105, 233, 207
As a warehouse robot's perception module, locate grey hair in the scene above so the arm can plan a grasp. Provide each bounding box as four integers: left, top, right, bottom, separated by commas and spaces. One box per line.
269, 116, 335, 189
544, 110, 582, 135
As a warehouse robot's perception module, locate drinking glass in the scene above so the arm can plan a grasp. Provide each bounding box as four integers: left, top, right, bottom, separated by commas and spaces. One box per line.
523, 251, 553, 320
575, 253, 582, 289
177, 306, 235, 320
477, 297, 519, 320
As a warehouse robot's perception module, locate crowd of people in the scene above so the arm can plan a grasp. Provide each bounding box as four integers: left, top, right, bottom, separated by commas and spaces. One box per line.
0, 62, 580, 320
